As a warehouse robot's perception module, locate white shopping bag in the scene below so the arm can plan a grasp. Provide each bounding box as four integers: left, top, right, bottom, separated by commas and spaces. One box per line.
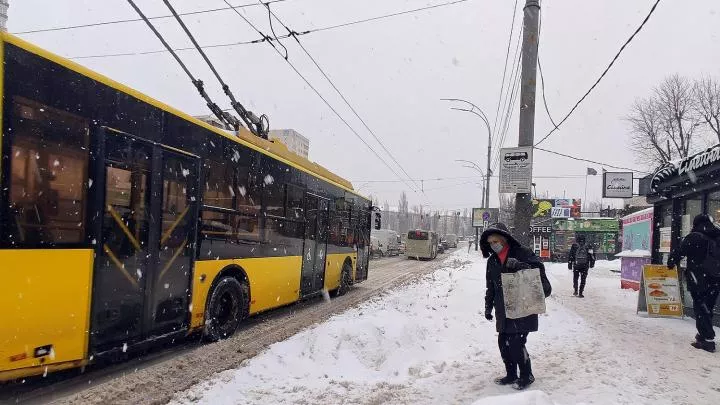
501, 268, 546, 319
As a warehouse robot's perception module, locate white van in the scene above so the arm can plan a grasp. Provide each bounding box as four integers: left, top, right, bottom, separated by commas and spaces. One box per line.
371, 229, 401, 257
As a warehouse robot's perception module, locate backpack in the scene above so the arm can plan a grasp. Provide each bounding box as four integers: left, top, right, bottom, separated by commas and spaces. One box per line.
575, 244, 589, 267
703, 236, 720, 277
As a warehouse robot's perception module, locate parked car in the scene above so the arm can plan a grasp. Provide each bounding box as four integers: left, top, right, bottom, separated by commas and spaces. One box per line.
445, 234, 458, 248
441, 239, 449, 251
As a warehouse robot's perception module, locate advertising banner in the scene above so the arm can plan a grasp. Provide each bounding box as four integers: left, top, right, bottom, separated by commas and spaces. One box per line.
640, 265, 683, 318
621, 209, 653, 252
532, 198, 582, 219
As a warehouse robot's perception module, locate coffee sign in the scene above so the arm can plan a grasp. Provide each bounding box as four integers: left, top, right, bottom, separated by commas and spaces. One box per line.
603, 172, 633, 198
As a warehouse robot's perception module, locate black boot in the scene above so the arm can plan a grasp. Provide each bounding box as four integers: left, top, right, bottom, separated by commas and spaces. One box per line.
514, 358, 535, 390
691, 339, 716, 353
494, 362, 518, 385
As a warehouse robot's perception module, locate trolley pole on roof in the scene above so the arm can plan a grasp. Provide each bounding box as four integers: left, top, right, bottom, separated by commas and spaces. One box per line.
513, 0, 540, 246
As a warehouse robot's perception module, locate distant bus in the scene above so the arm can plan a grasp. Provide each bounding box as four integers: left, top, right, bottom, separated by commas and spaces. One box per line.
406, 230, 438, 260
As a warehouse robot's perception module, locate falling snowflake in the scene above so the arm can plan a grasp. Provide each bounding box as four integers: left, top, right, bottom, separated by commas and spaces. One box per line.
264, 174, 274, 185
122, 343, 128, 353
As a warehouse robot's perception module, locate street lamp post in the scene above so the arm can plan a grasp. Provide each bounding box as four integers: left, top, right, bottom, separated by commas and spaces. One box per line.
441, 98, 493, 210
456, 159, 486, 207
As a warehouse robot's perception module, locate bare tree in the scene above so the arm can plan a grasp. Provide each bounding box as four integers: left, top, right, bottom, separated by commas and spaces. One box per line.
628, 97, 669, 166
499, 195, 515, 225
627, 74, 702, 167
398, 191, 409, 233
695, 76, 720, 142
585, 200, 603, 217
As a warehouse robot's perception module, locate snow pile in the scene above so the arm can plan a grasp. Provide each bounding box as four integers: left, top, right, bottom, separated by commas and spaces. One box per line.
171, 251, 720, 405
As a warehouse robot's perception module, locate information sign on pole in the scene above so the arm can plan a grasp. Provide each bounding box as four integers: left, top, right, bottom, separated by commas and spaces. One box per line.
499, 147, 533, 194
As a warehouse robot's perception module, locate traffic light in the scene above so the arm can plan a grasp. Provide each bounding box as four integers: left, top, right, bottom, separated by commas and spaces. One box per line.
374, 212, 382, 230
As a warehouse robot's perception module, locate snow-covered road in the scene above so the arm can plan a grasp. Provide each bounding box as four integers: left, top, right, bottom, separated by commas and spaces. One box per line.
170, 251, 720, 405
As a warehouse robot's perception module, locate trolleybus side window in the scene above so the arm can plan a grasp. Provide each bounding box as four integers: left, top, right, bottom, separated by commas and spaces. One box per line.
6, 96, 90, 246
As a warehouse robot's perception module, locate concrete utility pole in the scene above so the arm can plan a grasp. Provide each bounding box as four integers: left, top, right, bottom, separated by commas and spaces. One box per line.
513, 0, 540, 247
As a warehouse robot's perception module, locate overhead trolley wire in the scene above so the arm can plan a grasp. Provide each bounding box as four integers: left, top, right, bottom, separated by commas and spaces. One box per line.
491, 25, 523, 172
125, 0, 236, 131
13, 0, 291, 35
490, 0, 520, 146
219, 0, 420, 195
60, 0, 474, 60
533, 0, 662, 147
262, 1, 423, 193
535, 147, 650, 174
161, 0, 269, 138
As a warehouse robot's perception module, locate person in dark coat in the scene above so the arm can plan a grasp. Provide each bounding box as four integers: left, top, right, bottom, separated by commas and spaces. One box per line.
482, 223, 552, 390
568, 234, 596, 298
667, 214, 720, 353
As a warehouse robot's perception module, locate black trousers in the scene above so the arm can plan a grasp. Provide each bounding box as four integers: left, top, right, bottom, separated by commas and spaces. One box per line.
690, 276, 720, 340
573, 269, 588, 293
498, 332, 532, 379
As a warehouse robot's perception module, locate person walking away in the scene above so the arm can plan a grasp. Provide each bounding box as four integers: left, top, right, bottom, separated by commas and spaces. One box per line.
568, 234, 595, 298
482, 223, 552, 390
667, 214, 720, 353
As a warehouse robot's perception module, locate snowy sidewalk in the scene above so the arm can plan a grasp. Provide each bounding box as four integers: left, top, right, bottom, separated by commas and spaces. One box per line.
170, 251, 720, 405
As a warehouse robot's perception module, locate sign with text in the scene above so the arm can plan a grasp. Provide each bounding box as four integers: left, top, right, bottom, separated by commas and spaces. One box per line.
659, 227, 672, 253
499, 147, 533, 194
472, 208, 498, 228
640, 265, 683, 318
603, 172, 633, 198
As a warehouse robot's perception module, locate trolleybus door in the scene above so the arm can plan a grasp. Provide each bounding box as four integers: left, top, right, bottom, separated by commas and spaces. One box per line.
300, 194, 329, 296
90, 129, 198, 352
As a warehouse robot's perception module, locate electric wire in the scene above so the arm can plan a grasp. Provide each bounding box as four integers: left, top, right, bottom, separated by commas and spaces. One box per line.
124, 0, 234, 130
535, 147, 650, 174
162, 0, 267, 137
490, 0, 520, 146
533, 0, 662, 146
13, 0, 291, 35
61, 1, 474, 60
221, 0, 420, 194
491, 26, 523, 172
262, 1, 422, 193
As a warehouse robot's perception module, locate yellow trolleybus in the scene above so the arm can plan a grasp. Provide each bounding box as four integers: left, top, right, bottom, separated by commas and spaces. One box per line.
0, 33, 372, 381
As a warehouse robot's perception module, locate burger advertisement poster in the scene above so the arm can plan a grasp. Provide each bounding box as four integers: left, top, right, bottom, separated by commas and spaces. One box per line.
641, 265, 683, 318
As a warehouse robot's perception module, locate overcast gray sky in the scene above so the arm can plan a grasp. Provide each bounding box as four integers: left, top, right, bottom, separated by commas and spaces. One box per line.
9, 0, 720, 211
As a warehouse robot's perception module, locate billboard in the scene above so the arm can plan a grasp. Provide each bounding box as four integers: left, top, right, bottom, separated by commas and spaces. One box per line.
603, 172, 633, 198
472, 208, 499, 228
499, 146, 533, 194
532, 198, 582, 219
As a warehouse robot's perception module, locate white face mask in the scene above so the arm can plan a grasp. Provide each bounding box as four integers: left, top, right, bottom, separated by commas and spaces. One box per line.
490, 242, 504, 253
